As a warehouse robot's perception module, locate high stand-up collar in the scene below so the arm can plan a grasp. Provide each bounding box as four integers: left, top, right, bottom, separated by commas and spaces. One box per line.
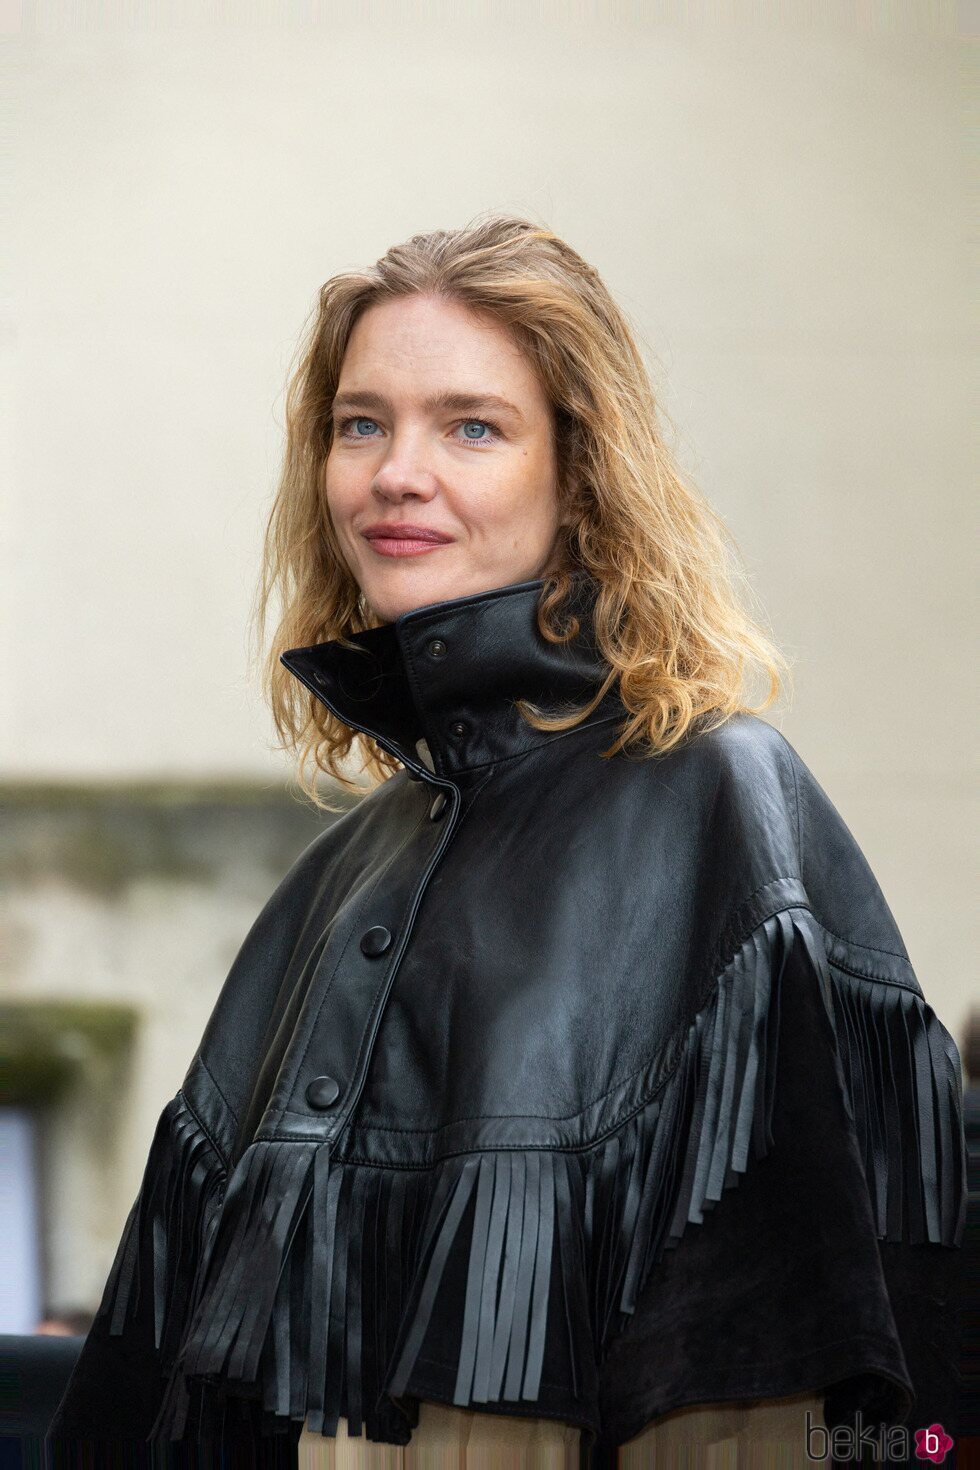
279, 569, 624, 782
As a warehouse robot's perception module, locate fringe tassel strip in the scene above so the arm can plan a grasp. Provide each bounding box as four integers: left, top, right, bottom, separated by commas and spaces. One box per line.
93, 905, 965, 1442
818, 951, 966, 1247
98, 1095, 225, 1368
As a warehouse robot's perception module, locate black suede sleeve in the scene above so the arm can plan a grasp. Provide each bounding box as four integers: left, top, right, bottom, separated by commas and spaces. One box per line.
44, 1288, 169, 1443
595, 922, 964, 1450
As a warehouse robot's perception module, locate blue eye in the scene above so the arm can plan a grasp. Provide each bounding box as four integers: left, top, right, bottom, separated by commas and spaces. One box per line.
458, 420, 501, 445
334, 415, 381, 439
335, 415, 501, 446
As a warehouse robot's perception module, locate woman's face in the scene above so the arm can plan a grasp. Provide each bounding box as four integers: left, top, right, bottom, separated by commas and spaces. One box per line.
324, 293, 564, 624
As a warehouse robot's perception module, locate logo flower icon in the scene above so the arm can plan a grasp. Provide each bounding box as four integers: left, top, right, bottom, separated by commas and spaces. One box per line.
914, 1423, 954, 1463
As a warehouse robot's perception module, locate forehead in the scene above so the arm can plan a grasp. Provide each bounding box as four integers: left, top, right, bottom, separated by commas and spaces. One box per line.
338, 294, 543, 398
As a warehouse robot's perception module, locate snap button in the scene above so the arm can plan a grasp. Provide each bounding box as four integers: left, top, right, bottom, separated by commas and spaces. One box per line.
429, 791, 448, 821
360, 925, 392, 956
427, 638, 447, 659
305, 1075, 340, 1109
449, 720, 468, 739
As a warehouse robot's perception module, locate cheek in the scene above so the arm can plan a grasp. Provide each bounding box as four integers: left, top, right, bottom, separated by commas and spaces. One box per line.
322, 456, 358, 519
503, 445, 560, 525
467, 453, 554, 527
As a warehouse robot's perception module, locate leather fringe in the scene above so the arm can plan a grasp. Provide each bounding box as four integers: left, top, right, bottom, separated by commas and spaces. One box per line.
97, 1093, 226, 1370
814, 937, 966, 1247
94, 905, 964, 1444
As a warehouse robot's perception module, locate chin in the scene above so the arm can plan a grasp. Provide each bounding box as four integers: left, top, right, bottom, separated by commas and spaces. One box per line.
361, 563, 522, 625
360, 568, 461, 625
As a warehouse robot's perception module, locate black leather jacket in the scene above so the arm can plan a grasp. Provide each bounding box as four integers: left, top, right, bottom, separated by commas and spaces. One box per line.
47, 572, 966, 1464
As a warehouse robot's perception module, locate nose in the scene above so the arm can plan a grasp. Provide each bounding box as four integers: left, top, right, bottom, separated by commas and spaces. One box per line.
370, 426, 438, 502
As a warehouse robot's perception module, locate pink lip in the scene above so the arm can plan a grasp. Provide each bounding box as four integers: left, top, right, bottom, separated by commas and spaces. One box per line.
365, 536, 450, 558
362, 525, 454, 558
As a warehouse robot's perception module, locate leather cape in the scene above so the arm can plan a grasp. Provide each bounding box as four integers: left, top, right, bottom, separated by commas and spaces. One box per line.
46, 570, 966, 1459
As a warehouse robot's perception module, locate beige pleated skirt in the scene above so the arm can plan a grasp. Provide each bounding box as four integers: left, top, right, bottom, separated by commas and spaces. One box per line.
297, 1389, 827, 1468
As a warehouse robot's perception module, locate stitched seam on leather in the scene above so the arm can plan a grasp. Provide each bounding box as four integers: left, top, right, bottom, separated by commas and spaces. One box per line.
420, 710, 625, 785
773, 738, 912, 968
342, 1129, 585, 1145
344, 904, 926, 1150
783, 753, 908, 964
341, 799, 805, 1139
719, 876, 806, 957
730, 876, 803, 913
397, 612, 624, 779
788, 738, 803, 863
342, 899, 814, 1143
825, 954, 921, 994
818, 923, 911, 965
177, 1087, 231, 1173
647, 908, 917, 1124
196, 1053, 240, 1131
445, 711, 627, 775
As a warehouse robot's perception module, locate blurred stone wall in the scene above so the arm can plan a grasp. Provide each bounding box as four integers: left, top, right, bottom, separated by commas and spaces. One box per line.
0, 782, 351, 1316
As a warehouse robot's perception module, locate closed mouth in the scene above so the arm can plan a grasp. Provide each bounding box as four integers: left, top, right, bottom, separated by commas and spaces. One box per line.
363, 529, 453, 544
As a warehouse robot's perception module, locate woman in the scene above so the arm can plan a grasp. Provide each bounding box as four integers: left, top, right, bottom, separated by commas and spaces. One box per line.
47, 216, 965, 1468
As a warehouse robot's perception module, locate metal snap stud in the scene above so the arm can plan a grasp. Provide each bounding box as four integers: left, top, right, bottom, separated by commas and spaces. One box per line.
360, 925, 393, 956
427, 638, 447, 659
305, 1075, 340, 1109
449, 721, 468, 738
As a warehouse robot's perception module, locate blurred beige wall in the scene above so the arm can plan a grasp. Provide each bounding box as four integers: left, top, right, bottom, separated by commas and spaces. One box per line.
5, 5, 975, 1055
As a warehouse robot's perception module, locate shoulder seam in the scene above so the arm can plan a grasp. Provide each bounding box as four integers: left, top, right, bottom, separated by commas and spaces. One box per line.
182, 1056, 236, 1168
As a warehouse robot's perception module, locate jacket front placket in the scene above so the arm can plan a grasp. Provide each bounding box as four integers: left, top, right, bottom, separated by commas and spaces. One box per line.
268, 635, 479, 1153
143, 617, 504, 1442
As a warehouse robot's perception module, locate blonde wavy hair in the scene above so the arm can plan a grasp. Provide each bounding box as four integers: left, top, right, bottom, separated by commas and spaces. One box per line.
252, 212, 791, 809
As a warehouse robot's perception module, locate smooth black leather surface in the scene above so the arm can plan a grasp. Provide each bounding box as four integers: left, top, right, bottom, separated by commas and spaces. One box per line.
45, 572, 966, 1462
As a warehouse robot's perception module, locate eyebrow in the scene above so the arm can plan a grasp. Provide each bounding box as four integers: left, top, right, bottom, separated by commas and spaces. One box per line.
330, 389, 526, 424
